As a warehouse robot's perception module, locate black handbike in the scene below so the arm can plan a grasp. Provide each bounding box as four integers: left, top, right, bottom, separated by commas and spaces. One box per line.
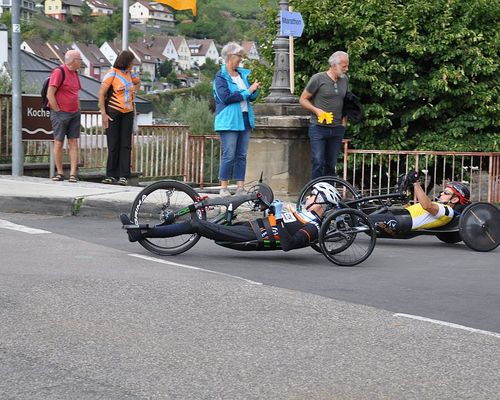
127, 179, 377, 266
297, 175, 500, 252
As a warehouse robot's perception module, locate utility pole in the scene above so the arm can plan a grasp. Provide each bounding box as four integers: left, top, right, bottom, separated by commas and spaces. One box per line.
11, 0, 23, 176
122, 0, 129, 50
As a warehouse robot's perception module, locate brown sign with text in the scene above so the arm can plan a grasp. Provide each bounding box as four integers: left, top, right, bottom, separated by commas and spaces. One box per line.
22, 95, 53, 140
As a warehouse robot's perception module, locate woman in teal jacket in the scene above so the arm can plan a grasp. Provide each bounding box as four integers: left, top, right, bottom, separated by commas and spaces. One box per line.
213, 42, 260, 196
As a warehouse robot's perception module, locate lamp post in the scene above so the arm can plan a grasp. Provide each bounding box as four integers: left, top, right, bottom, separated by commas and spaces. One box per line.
264, 0, 298, 103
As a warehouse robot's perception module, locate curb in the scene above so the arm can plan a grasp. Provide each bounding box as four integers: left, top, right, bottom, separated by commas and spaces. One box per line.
0, 195, 132, 218
0, 196, 75, 216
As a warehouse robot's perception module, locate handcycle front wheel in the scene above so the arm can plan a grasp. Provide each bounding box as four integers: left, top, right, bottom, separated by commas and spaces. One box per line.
130, 180, 206, 256
297, 176, 360, 253
459, 202, 500, 252
319, 208, 376, 266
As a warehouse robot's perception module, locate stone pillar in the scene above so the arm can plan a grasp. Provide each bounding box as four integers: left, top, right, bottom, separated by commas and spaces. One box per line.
246, 104, 310, 199
245, 0, 311, 199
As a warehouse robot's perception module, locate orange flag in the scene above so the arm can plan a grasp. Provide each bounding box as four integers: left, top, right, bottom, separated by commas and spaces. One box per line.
156, 0, 197, 16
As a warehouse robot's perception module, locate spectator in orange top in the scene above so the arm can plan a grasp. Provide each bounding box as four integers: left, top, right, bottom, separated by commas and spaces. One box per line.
98, 50, 141, 186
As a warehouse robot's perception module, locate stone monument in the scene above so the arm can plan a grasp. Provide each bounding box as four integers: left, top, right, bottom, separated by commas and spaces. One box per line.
245, 0, 310, 198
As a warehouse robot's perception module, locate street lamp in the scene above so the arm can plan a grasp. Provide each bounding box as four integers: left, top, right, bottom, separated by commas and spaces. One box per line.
264, 0, 298, 103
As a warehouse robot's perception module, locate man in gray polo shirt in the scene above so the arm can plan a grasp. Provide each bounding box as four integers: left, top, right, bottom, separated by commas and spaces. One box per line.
299, 51, 349, 179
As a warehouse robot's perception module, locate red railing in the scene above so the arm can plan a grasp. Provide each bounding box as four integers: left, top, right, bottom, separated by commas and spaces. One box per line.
1, 93, 499, 200
342, 148, 500, 203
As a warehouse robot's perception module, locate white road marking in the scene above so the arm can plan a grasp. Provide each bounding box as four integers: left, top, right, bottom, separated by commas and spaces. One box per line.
0, 219, 51, 234
394, 313, 500, 339
128, 253, 263, 285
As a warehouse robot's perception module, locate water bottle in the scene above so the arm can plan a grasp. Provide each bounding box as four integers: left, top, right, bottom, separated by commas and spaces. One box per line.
226, 203, 234, 225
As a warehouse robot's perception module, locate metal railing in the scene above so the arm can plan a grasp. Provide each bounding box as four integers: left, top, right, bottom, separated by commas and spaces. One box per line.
342, 148, 500, 203
1, 93, 499, 200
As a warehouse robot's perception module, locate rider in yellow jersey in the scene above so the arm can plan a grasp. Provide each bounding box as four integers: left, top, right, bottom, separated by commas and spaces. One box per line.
368, 171, 471, 233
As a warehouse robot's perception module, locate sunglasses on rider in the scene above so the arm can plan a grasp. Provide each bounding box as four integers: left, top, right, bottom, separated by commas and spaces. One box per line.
440, 190, 454, 196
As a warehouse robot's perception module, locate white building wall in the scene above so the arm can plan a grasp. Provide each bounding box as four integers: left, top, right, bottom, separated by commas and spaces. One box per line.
100, 42, 119, 66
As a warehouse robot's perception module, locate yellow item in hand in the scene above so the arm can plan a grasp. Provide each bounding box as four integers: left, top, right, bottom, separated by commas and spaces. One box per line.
317, 112, 334, 124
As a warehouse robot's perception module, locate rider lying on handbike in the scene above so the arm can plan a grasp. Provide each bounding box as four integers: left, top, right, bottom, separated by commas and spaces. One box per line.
120, 183, 341, 251
368, 171, 471, 234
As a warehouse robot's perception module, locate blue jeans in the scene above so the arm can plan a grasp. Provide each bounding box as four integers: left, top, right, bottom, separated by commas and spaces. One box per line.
218, 121, 251, 181
308, 124, 345, 179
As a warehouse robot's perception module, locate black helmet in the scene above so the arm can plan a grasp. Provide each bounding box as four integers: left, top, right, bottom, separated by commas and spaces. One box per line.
446, 181, 471, 205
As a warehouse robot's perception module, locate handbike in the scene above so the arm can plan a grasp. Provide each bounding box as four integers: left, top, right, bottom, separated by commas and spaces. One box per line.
127, 179, 378, 266
297, 175, 500, 252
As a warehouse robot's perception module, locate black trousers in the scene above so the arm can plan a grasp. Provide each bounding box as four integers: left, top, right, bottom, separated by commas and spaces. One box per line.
367, 208, 413, 233
144, 220, 257, 242
105, 109, 134, 178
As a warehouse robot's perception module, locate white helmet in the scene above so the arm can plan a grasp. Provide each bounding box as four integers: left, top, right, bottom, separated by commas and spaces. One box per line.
311, 182, 341, 206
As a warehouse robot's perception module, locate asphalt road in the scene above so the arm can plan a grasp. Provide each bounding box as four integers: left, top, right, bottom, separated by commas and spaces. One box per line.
1, 212, 500, 399
4, 212, 499, 333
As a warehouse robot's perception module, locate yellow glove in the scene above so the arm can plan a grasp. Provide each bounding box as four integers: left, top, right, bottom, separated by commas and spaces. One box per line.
317, 112, 334, 124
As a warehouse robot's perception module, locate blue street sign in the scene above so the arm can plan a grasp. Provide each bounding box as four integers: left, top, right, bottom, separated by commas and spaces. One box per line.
279, 11, 304, 37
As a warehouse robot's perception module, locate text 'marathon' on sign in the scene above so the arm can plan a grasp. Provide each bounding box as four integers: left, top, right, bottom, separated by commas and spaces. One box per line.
279, 11, 304, 38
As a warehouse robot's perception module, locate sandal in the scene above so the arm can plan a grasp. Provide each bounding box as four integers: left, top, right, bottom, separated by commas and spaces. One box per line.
68, 175, 78, 183
118, 177, 128, 186
52, 174, 64, 182
101, 177, 117, 184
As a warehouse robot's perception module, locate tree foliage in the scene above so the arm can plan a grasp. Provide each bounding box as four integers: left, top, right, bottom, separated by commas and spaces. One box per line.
256, 0, 499, 151
167, 95, 214, 135
177, 0, 259, 44
159, 59, 175, 78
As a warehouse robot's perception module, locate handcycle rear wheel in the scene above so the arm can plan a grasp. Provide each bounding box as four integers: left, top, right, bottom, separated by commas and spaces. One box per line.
130, 180, 206, 256
459, 202, 500, 252
319, 208, 376, 266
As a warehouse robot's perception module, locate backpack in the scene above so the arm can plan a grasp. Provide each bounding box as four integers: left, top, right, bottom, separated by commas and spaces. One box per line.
41, 66, 65, 110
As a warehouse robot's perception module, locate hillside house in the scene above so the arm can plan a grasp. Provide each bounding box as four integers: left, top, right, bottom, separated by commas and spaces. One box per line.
85, 0, 113, 16
45, 0, 83, 21
72, 42, 111, 80
21, 38, 61, 63
241, 41, 260, 61
164, 36, 190, 70
187, 39, 219, 67
0, 0, 37, 20
129, 0, 174, 28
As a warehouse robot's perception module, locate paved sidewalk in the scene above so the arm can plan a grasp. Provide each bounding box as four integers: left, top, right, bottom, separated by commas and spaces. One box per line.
0, 176, 261, 219
0, 175, 144, 218
0, 176, 221, 218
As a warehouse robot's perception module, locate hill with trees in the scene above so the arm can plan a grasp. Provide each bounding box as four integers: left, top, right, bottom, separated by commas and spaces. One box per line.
0, 0, 265, 46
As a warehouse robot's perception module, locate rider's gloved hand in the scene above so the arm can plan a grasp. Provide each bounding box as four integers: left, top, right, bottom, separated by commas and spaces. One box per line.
270, 200, 283, 218
406, 170, 420, 184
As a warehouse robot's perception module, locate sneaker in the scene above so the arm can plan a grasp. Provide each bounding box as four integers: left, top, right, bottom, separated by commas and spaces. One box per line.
235, 187, 246, 196
118, 177, 128, 186
101, 177, 117, 184
219, 188, 232, 197
119, 213, 143, 242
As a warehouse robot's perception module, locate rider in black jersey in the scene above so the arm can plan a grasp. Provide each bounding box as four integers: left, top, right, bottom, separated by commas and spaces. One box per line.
120, 182, 341, 251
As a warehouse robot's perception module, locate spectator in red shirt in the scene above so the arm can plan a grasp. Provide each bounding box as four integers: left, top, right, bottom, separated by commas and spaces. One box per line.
47, 50, 82, 182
